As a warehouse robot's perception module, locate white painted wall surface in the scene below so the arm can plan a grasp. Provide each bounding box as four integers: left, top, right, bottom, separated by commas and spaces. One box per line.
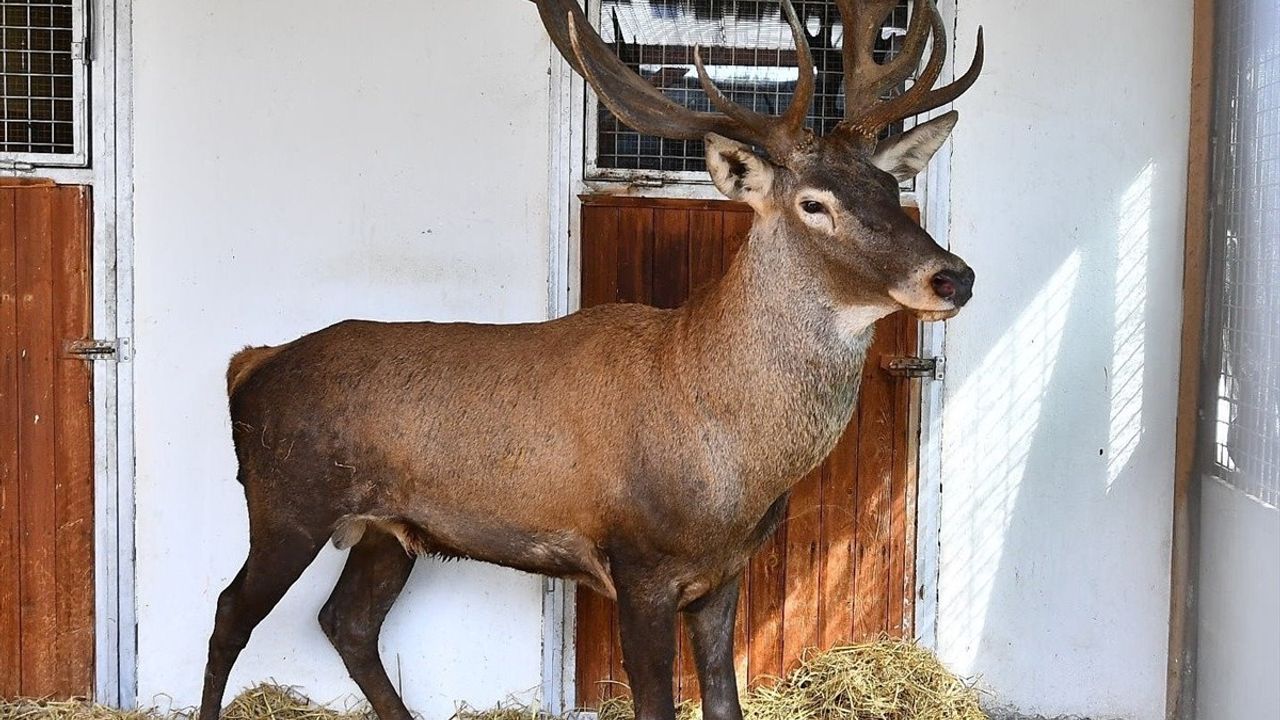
938, 1, 1193, 718
1196, 481, 1280, 720
130, 2, 553, 717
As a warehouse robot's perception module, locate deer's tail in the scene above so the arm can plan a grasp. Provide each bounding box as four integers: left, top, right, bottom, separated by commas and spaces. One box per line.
226, 345, 284, 396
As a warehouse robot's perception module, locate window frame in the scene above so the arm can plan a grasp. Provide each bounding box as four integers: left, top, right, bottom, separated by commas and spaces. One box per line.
1, 0, 91, 169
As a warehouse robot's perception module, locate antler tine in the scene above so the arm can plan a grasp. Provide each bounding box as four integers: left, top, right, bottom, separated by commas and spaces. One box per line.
778, 0, 817, 133
837, 0, 926, 116
692, 0, 816, 157
839, 0, 984, 147
533, 0, 816, 160
533, 0, 766, 147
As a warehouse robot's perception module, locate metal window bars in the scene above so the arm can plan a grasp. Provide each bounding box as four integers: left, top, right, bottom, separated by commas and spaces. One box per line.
1, 0, 87, 166
1204, 0, 1280, 507
588, 0, 911, 181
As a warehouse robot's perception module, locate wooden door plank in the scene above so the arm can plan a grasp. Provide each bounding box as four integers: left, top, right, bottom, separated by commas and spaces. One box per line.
687, 212, 723, 297
581, 206, 620, 308
15, 187, 59, 697
51, 187, 94, 694
722, 210, 752, 267
782, 466, 823, 670
652, 210, 690, 311
746, 524, 786, 683
608, 601, 627, 701
575, 586, 617, 706
887, 316, 916, 636
616, 208, 654, 305
0, 189, 22, 697
852, 318, 898, 639
820, 424, 859, 648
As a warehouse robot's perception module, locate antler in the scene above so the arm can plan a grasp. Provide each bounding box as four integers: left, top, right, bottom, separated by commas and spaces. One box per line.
530, 0, 981, 159
836, 0, 984, 147
532, 0, 816, 160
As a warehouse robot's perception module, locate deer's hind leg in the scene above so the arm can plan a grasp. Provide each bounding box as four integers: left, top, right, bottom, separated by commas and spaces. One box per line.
319, 529, 417, 720
198, 514, 328, 720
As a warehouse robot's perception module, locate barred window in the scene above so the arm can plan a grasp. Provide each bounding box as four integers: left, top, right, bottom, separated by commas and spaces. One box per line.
1, 0, 88, 167
1204, 0, 1280, 506
587, 0, 911, 181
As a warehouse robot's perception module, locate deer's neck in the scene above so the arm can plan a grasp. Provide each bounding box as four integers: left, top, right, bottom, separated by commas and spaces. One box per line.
676, 217, 884, 506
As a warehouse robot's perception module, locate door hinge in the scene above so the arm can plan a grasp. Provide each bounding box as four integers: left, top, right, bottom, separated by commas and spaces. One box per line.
1, 160, 37, 173
881, 355, 945, 381
65, 338, 131, 362
629, 177, 666, 188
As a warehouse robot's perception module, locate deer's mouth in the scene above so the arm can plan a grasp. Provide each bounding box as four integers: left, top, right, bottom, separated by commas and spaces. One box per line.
913, 308, 962, 322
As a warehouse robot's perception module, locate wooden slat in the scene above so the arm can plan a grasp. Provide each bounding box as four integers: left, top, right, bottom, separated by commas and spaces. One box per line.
820, 425, 859, 648
722, 210, 753, 266
608, 600, 627, 700
575, 586, 617, 706
51, 187, 94, 694
1168, 2, 1216, 716
16, 187, 59, 696
885, 316, 910, 635
852, 319, 898, 639
782, 466, 823, 670
652, 210, 690, 310
746, 523, 786, 683
616, 208, 654, 305
581, 206, 619, 308
897, 317, 921, 636
0, 189, 22, 696
687, 211, 723, 297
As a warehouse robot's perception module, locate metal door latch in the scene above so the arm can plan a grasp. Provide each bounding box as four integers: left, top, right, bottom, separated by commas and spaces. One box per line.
65, 338, 131, 361
880, 355, 945, 381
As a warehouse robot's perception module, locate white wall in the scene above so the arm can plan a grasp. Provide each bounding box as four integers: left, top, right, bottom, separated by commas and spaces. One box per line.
1196, 481, 1280, 720
130, 2, 553, 718
938, 1, 1193, 718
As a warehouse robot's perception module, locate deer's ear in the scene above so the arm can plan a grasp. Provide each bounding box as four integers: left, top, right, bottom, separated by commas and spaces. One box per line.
871, 111, 959, 182
705, 134, 775, 211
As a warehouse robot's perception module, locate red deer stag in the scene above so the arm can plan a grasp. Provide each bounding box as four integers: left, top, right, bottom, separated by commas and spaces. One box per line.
198, 2, 983, 720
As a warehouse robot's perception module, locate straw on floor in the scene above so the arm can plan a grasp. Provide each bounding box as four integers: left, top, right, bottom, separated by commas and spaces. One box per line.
0, 640, 983, 720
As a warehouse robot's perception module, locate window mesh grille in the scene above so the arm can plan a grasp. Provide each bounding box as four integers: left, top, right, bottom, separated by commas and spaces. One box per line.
1205, 0, 1280, 506
593, 0, 910, 175
1, 0, 77, 156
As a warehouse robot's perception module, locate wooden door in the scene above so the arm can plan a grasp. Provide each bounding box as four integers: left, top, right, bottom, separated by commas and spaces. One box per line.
575, 195, 920, 706
0, 179, 95, 699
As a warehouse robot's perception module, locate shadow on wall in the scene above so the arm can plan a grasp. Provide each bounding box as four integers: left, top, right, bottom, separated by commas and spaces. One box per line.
940, 158, 1173, 717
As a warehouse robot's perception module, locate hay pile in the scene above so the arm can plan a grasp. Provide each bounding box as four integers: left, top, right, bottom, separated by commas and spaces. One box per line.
597, 640, 983, 720
0, 686, 373, 720
0, 640, 983, 720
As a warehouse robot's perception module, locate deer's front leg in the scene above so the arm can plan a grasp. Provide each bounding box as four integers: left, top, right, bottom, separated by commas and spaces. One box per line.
615, 575, 678, 720
684, 576, 744, 720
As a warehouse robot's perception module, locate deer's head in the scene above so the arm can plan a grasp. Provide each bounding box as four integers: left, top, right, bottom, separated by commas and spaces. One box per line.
534, 0, 983, 321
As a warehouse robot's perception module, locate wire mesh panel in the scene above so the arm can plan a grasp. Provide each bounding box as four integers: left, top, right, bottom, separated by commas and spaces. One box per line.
1, 0, 86, 165
589, 0, 910, 179
1204, 0, 1280, 506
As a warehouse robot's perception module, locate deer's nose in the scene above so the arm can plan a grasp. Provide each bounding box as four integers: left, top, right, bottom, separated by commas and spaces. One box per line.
931, 267, 975, 307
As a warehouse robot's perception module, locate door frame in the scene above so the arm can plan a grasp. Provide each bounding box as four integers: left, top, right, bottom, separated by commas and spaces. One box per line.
1, 0, 138, 706
540, 1, 960, 709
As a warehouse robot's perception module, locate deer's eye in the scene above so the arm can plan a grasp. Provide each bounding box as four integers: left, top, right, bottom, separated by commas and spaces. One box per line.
800, 200, 826, 214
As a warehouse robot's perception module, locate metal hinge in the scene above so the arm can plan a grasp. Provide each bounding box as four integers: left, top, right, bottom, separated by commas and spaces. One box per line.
881, 355, 945, 381
629, 177, 666, 188
65, 338, 131, 362
1, 160, 37, 173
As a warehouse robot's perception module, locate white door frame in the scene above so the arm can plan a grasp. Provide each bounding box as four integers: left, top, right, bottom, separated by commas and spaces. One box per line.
0, 0, 139, 706
538, 0, 961, 705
